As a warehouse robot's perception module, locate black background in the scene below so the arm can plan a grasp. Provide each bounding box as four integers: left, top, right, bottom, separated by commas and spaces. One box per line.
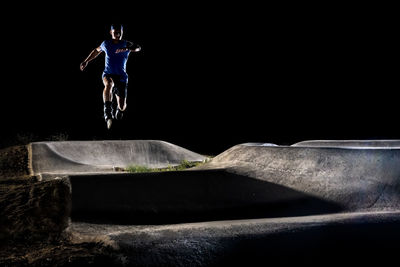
1, 3, 398, 155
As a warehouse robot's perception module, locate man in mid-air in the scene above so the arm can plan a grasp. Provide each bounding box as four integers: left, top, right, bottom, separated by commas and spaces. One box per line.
80, 24, 141, 129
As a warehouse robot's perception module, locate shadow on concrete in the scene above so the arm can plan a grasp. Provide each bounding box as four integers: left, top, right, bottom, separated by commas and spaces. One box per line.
70, 169, 343, 224
214, 218, 400, 266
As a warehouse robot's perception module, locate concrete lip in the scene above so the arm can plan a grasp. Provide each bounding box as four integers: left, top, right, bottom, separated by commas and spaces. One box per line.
292, 139, 400, 148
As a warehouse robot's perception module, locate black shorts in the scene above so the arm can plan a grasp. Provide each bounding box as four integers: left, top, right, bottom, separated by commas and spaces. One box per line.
103, 74, 128, 99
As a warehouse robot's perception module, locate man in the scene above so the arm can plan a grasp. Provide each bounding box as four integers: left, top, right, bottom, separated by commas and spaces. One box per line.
80, 24, 141, 129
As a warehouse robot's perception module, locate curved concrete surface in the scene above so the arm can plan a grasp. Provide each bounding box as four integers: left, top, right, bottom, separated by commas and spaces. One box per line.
70, 210, 400, 266
64, 140, 400, 224
15, 139, 400, 265
292, 139, 400, 148
26, 139, 400, 223
30, 140, 206, 175
201, 143, 400, 211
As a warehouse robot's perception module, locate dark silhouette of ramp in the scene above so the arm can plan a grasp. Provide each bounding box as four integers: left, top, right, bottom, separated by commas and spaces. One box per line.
70, 170, 343, 224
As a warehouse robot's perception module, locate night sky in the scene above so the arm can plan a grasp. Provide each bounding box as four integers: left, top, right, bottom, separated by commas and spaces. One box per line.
1, 3, 398, 155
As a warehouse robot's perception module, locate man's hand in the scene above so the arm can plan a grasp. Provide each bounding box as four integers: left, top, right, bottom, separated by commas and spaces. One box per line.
80, 48, 102, 71
80, 61, 88, 71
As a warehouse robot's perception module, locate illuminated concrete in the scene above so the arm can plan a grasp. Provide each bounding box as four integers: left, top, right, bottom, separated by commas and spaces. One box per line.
25, 139, 400, 265
29, 140, 206, 176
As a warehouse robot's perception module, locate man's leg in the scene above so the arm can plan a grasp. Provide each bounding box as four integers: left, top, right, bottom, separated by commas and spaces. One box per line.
102, 76, 114, 128
114, 95, 127, 120
114, 80, 128, 120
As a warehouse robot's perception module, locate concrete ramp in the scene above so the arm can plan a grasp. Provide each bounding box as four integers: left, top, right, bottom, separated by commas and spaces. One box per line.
292, 139, 400, 148
26, 139, 400, 224
29, 140, 206, 176
201, 143, 400, 211
64, 140, 400, 224
13, 139, 400, 265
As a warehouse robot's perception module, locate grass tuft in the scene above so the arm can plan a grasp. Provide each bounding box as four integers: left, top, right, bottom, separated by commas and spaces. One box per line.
125, 160, 205, 173
125, 165, 153, 173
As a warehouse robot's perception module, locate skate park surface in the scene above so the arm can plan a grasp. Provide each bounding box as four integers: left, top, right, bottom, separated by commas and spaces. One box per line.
27, 140, 400, 265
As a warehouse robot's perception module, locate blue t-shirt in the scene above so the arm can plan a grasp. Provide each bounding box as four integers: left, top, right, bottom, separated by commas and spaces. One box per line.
100, 39, 130, 82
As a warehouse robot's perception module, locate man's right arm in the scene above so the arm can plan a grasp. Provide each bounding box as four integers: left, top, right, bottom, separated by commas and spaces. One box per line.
80, 46, 102, 71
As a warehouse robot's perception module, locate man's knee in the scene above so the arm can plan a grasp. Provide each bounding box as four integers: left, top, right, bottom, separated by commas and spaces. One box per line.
104, 84, 113, 92
118, 101, 127, 111
116, 96, 127, 111
103, 77, 114, 90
